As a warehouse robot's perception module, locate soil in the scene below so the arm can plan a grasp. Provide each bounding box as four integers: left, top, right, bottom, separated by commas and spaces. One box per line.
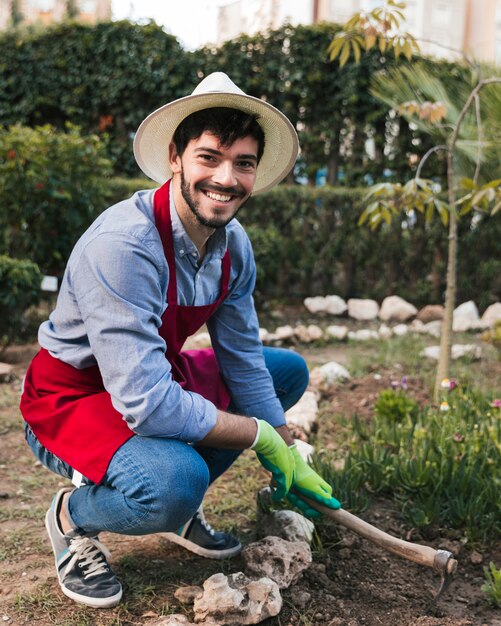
0, 341, 500, 626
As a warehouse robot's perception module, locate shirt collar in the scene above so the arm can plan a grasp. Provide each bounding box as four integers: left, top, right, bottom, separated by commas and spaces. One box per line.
169, 181, 228, 261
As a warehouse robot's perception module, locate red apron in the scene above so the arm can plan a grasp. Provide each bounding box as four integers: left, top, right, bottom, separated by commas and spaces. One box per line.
20, 179, 231, 484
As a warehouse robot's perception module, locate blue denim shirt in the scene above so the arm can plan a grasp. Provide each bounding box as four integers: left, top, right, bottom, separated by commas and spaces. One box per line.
38, 187, 286, 441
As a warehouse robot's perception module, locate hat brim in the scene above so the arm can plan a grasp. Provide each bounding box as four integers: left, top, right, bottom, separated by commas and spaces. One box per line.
133, 92, 299, 195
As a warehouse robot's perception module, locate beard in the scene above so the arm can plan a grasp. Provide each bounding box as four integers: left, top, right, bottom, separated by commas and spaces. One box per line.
180, 168, 247, 229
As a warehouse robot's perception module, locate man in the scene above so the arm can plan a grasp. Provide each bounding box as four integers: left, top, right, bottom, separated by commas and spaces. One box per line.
20, 72, 340, 609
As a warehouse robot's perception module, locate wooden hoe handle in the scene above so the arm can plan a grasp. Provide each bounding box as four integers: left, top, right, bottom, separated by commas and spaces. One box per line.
302, 496, 458, 576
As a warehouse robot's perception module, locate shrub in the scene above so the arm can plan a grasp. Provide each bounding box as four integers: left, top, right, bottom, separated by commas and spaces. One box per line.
316, 387, 501, 546
0, 124, 112, 275
0, 255, 42, 349
482, 562, 501, 608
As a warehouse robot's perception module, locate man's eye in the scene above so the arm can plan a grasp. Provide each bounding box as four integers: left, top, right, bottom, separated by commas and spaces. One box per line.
200, 154, 216, 162
238, 161, 255, 169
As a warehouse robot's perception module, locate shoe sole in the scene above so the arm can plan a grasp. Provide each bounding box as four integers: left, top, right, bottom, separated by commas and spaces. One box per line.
163, 532, 242, 559
45, 509, 123, 609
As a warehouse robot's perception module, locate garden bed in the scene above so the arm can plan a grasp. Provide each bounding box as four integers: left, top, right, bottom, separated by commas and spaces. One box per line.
0, 329, 499, 626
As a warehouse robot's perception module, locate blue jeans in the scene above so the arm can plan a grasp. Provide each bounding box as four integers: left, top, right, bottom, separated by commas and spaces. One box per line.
25, 347, 308, 536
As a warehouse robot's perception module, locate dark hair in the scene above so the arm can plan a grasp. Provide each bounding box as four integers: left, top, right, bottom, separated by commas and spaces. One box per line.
172, 107, 265, 162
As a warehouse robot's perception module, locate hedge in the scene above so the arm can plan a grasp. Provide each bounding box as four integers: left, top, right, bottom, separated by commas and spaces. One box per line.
0, 255, 42, 348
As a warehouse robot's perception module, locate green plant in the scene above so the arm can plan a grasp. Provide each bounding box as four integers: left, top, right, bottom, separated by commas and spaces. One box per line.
0, 124, 112, 275
317, 387, 501, 546
482, 320, 501, 354
481, 561, 501, 608
0, 255, 42, 349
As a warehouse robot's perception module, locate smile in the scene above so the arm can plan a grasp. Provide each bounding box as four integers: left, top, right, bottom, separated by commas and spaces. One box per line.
204, 190, 234, 203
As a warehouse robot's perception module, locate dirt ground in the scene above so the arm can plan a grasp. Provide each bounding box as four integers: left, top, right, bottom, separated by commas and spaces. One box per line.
0, 341, 500, 626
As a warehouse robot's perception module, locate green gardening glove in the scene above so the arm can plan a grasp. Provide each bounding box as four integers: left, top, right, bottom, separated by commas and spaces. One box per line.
287, 445, 341, 518
251, 419, 295, 501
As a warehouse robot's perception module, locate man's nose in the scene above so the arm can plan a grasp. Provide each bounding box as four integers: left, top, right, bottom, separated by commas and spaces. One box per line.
212, 161, 237, 187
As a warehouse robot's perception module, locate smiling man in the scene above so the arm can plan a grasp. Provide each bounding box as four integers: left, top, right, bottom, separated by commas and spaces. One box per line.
20, 73, 341, 609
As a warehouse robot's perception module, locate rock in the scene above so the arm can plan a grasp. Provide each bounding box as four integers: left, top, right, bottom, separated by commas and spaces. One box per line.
325, 325, 349, 341
294, 324, 323, 342
481, 302, 501, 327
0, 363, 14, 383
309, 361, 350, 386
242, 536, 312, 589
193, 572, 281, 625
423, 320, 442, 338
348, 329, 379, 341
347, 298, 379, 321
293, 439, 315, 463
417, 304, 444, 323
259, 328, 270, 343
256, 510, 315, 545
272, 325, 295, 341
470, 550, 483, 565
451, 344, 482, 360
150, 616, 194, 626
378, 324, 393, 339
421, 344, 482, 361
304, 295, 347, 315
174, 585, 203, 605
285, 391, 318, 434
392, 323, 409, 336
379, 296, 417, 322
453, 300, 481, 332
291, 589, 311, 609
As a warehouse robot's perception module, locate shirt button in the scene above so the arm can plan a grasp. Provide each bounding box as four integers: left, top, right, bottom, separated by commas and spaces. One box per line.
180, 249, 184, 254
192, 253, 197, 258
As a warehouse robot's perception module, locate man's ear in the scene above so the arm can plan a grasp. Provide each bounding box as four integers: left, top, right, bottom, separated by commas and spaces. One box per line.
168, 142, 181, 174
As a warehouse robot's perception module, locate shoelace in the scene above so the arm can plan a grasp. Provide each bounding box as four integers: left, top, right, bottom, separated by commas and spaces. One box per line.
196, 511, 215, 536
64, 536, 112, 580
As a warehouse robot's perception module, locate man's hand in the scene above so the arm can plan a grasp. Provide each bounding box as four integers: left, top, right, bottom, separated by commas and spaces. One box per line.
251, 420, 295, 501
287, 445, 341, 518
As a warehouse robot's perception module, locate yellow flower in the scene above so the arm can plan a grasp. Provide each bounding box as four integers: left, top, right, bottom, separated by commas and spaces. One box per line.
440, 401, 450, 412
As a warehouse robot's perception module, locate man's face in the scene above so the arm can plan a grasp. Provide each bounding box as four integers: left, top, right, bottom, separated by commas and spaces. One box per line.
169, 131, 258, 229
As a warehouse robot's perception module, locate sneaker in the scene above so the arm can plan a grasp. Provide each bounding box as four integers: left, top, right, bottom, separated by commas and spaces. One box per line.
45, 488, 123, 608
163, 508, 241, 559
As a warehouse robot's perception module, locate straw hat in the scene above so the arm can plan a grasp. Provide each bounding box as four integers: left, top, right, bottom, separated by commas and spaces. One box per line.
133, 72, 299, 195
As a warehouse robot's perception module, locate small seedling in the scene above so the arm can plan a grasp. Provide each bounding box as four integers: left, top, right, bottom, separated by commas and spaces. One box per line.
481, 561, 501, 608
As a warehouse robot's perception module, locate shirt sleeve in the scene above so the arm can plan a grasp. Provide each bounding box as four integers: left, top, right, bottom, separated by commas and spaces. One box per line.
206, 232, 286, 427
72, 231, 217, 440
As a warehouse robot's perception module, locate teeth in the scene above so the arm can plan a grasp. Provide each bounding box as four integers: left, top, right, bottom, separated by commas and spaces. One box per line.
206, 191, 232, 202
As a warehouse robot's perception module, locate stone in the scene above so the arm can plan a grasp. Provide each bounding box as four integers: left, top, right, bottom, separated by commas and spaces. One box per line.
256, 510, 315, 545
193, 572, 281, 625
174, 585, 203, 604
292, 589, 311, 609
417, 304, 444, 323
304, 295, 347, 316
470, 550, 483, 565
285, 391, 318, 434
423, 320, 442, 338
259, 328, 270, 343
392, 323, 408, 336
294, 324, 323, 342
379, 296, 417, 322
481, 302, 501, 327
451, 344, 482, 360
421, 344, 482, 361
293, 439, 315, 462
0, 363, 14, 383
242, 536, 312, 589
309, 361, 350, 386
272, 325, 295, 341
149, 616, 194, 626
453, 300, 481, 332
348, 329, 379, 341
378, 324, 393, 339
325, 324, 349, 341
347, 298, 379, 321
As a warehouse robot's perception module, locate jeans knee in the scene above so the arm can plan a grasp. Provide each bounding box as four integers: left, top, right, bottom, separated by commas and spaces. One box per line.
138, 453, 209, 532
